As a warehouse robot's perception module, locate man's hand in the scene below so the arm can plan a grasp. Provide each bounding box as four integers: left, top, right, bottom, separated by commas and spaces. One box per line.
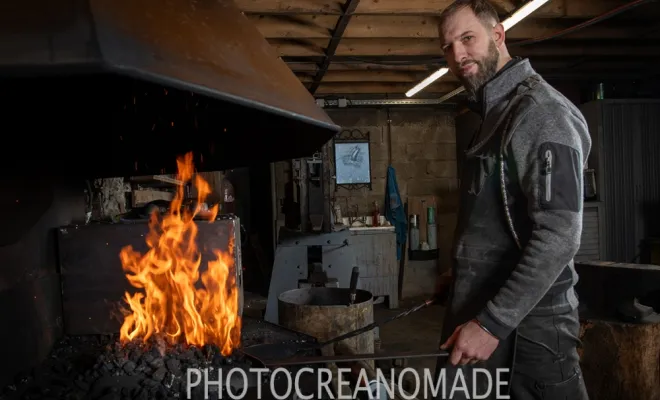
440, 320, 499, 366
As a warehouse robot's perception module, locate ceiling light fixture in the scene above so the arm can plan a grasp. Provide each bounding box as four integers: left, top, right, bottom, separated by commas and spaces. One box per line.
501, 0, 551, 30
405, 0, 550, 98
405, 68, 449, 97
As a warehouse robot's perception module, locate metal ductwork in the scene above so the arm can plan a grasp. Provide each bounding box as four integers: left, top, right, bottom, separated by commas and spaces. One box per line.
0, 0, 340, 177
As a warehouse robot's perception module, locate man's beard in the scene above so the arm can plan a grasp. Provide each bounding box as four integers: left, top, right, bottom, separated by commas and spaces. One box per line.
458, 40, 500, 102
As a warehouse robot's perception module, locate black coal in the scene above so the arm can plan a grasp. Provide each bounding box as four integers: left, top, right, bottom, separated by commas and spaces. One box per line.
0, 334, 253, 400
0, 320, 318, 400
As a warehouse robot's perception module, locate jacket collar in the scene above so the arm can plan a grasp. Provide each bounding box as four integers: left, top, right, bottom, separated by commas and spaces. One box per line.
468, 57, 536, 118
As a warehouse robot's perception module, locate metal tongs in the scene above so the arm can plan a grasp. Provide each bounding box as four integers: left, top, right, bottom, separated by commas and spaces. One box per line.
242, 295, 445, 367
261, 349, 449, 367
314, 296, 439, 351
253, 296, 446, 366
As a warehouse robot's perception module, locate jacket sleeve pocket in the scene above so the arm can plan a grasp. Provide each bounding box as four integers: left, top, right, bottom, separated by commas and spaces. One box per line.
538, 142, 581, 212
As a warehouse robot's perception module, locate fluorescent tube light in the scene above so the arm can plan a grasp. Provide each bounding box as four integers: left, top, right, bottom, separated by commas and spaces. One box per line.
405, 0, 550, 97
502, 0, 551, 30
405, 68, 449, 97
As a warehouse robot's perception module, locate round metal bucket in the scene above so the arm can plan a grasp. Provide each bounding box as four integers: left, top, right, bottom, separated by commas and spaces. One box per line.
277, 287, 375, 356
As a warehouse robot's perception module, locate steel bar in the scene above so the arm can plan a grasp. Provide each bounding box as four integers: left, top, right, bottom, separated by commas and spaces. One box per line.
260, 350, 450, 367
310, 297, 437, 351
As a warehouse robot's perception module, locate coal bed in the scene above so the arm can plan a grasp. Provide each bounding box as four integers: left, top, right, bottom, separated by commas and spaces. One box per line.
0, 317, 325, 400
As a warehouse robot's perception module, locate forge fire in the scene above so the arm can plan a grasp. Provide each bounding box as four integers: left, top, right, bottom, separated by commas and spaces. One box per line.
119, 152, 242, 355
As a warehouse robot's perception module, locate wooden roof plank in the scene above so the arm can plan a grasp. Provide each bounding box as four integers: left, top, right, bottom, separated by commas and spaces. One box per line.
236, 0, 343, 14
299, 70, 437, 82
269, 38, 660, 57
248, 14, 336, 38
252, 14, 646, 40
287, 62, 435, 71
289, 60, 658, 77
236, 0, 635, 17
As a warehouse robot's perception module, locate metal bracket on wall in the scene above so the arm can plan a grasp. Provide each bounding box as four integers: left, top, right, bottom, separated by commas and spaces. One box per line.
332, 129, 372, 192
315, 97, 460, 108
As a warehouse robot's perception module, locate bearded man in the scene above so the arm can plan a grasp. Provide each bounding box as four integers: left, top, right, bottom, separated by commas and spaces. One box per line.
432, 1, 591, 399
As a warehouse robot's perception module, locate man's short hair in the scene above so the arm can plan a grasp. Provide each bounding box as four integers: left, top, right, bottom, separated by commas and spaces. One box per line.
438, 0, 500, 30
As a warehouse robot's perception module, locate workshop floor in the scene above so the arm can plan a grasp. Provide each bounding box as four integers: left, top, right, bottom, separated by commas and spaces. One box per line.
245, 292, 446, 375
375, 296, 445, 375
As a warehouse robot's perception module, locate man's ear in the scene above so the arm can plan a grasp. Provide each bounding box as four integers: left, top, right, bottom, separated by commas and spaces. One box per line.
492, 23, 506, 47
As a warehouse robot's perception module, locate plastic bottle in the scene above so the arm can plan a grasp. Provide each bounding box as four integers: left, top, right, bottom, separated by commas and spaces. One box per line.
427, 206, 437, 250
371, 201, 380, 227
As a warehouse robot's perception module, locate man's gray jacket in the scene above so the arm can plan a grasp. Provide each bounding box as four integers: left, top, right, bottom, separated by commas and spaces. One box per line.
447, 58, 592, 341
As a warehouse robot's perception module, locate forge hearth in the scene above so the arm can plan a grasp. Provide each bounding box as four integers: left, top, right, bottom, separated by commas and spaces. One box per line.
0, 0, 342, 394
0, 317, 321, 400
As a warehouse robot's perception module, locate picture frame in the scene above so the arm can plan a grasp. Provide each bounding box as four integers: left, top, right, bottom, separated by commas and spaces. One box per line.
333, 129, 372, 191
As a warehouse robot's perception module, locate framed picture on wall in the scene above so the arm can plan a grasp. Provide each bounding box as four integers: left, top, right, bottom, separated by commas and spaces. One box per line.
333, 129, 372, 191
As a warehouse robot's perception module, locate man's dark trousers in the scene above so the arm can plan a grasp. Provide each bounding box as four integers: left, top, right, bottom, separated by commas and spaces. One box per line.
434, 307, 588, 399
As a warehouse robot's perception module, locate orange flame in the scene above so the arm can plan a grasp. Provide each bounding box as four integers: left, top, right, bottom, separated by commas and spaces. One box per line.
119, 152, 241, 356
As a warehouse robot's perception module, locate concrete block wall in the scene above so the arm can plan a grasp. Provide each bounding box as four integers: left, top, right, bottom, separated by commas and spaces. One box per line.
325, 108, 458, 206
273, 107, 460, 299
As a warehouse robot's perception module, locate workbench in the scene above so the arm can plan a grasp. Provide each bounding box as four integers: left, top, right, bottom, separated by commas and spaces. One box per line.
349, 226, 399, 309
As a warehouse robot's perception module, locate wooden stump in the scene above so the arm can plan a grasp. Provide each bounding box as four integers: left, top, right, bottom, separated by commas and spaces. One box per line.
579, 319, 660, 400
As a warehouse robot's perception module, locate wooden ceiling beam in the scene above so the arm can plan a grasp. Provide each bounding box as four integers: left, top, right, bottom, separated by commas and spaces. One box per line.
247, 15, 336, 38
288, 58, 660, 75
308, 0, 361, 94
250, 14, 650, 40
286, 53, 660, 60
352, 0, 625, 17
271, 38, 441, 56
287, 62, 435, 72
236, 0, 633, 18
269, 38, 660, 57
236, 0, 345, 14
284, 55, 442, 63
298, 70, 460, 82
296, 68, 653, 84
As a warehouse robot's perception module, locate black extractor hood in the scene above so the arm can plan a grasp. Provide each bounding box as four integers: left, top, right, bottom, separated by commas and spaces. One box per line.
0, 0, 340, 178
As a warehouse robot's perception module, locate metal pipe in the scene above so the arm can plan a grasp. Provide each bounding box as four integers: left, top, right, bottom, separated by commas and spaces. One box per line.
316, 98, 459, 107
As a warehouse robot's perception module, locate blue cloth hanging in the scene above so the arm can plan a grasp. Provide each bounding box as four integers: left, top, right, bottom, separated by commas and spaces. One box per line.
384, 165, 407, 260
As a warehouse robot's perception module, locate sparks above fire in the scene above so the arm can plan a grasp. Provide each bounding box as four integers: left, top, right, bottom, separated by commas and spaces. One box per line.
118, 152, 241, 356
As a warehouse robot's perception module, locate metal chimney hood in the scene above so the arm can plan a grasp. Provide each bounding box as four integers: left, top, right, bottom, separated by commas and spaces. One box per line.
0, 0, 340, 177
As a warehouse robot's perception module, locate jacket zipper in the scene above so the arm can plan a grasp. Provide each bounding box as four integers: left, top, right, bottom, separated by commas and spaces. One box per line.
544, 149, 553, 202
